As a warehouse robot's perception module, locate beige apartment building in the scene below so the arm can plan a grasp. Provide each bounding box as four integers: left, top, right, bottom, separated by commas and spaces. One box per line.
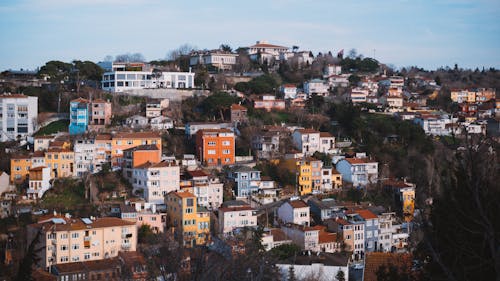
27, 215, 137, 270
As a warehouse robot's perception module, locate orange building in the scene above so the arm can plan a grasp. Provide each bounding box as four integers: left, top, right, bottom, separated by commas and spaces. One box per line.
10, 155, 31, 184
122, 145, 161, 179
111, 132, 162, 166
195, 129, 235, 166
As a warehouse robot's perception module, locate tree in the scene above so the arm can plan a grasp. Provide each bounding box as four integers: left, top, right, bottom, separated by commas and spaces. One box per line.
166, 43, 197, 61
220, 44, 232, 52
115, 52, 145, 62
335, 269, 346, 281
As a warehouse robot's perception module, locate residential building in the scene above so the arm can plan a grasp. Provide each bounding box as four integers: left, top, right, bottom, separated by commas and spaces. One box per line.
101, 62, 195, 92
280, 224, 320, 251
111, 132, 162, 167
27, 166, 51, 200
325, 74, 350, 88
355, 209, 379, 252
276, 200, 310, 227
326, 218, 354, 253
261, 228, 293, 251
195, 129, 235, 166
120, 204, 166, 233
69, 98, 112, 135
10, 154, 31, 184
0, 94, 38, 142
44, 148, 74, 179
50, 258, 121, 281
150, 116, 173, 131
145, 99, 169, 118
34, 135, 55, 151
254, 95, 286, 111
280, 84, 298, 99
292, 129, 335, 156
228, 166, 261, 198
27, 215, 137, 270
123, 145, 161, 178
218, 202, 257, 234
230, 104, 248, 124
450, 89, 476, 103
247, 41, 289, 62
304, 79, 329, 97
88, 99, 112, 131
307, 197, 344, 222
94, 134, 112, 171
276, 253, 349, 281
335, 153, 378, 187
131, 160, 179, 205
185, 122, 232, 137
383, 179, 416, 222
413, 114, 456, 136
376, 212, 409, 252
165, 191, 211, 247
251, 131, 281, 159
73, 138, 97, 176
324, 64, 342, 76
348, 87, 369, 103
296, 157, 323, 195
190, 50, 238, 70
125, 115, 149, 129
181, 170, 222, 210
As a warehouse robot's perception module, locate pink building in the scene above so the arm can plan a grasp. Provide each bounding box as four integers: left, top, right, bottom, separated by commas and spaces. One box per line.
88, 99, 112, 131
254, 95, 286, 111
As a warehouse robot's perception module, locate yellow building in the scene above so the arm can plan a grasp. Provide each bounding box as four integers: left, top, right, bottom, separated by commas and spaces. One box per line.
450, 89, 476, 103
331, 168, 343, 189
165, 191, 210, 247
10, 155, 31, 184
383, 179, 415, 222
45, 148, 74, 178
296, 157, 323, 195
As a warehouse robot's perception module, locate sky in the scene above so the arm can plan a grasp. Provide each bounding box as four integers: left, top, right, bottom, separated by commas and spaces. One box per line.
0, 0, 499, 71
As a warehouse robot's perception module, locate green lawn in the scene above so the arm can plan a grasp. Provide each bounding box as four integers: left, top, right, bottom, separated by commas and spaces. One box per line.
40, 179, 89, 214
35, 119, 69, 136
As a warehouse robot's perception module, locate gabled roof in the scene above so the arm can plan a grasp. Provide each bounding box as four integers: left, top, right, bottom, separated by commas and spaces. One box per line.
355, 209, 378, 220
249, 42, 288, 49
169, 191, 195, 199
71, 97, 89, 103
288, 200, 308, 209
295, 128, 319, 134
231, 104, 247, 111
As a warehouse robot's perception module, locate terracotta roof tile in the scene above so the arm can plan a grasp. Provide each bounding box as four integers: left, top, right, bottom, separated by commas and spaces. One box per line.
288, 200, 308, 209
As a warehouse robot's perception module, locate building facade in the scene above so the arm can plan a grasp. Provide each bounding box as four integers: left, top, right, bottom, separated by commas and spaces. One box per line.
0, 94, 38, 142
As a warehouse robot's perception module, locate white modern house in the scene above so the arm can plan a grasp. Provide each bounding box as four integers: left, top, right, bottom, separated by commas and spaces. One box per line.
73, 138, 97, 176
27, 166, 51, 200
131, 161, 180, 205
335, 153, 378, 187
218, 203, 258, 234
0, 94, 38, 142
100, 62, 195, 93
280, 84, 298, 99
190, 50, 238, 70
292, 129, 336, 156
247, 40, 289, 62
304, 79, 329, 97
413, 114, 457, 136
276, 200, 310, 227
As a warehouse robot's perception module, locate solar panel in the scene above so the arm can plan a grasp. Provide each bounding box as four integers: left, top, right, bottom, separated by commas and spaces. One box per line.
81, 218, 92, 224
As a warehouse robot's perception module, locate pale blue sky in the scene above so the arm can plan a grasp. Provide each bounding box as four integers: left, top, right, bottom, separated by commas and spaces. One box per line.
1, 0, 499, 71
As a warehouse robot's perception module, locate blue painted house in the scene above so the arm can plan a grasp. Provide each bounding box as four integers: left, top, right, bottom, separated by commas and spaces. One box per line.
69, 98, 90, 135
228, 166, 261, 198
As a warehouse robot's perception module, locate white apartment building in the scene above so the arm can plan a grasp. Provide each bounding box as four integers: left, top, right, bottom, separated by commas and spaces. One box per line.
27, 216, 137, 270
74, 139, 97, 176
131, 161, 180, 205
280, 224, 320, 251
0, 94, 38, 142
276, 200, 310, 227
101, 62, 195, 93
304, 79, 329, 97
34, 135, 55, 151
413, 114, 456, 136
280, 84, 298, 99
218, 204, 258, 234
150, 116, 174, 131
335, 153, 378, 187
349, 87, 369, 104
292, 129, 336, 156
190, 50, 238, 70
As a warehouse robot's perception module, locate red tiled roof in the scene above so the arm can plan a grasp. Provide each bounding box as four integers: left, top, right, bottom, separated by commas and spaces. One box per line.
364, 252, 413, 281
355, 209, 378, 220
0, 94, 29, 99
219, 205, 254, 212
295, 128, 319, 134
187, 170, 209, 178
231, 104, 247, 110
250, 42, 288, 49
170, 191, 195, 198
269, 228, 289, 241
345, 157, 376, 164
288, 200, 308, 209
320, 132, 333, 138
71, 97, 89, 103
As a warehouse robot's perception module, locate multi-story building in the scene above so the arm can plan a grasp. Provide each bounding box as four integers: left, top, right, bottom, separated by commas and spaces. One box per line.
254, 95, 286, 112
27, 215, 137, 270
335, 153, 378, 187
413, 114, 456, 136
88, 99, 112, 131
276, 200, 310, 227
165, 191, 210, 247
189, 50, 238, 70
131, 160, 179, 205
383, 179, 416, 222
228, 166, 261, 198
218, 202, 258, 234
251, 131, 281, 159
122, 145, 161, 179
34, 135, 55, 151
95, 134, 112, 170
247, 40, 289, 62
307, 197, 344, 222
195, 129, 235, 166
354, 209, 379, 252
101, 62, 195, 92
280, 84, 298, 99
185, 122, 232, 138
296, 157, 323, 195
304, 79, 329, 97
280, 224, 321, 252
292, 129, 335, 156
27, 166, 51, 200
45, 148, 74, 179
74, 138, 97, 176
0, 94, 38, 142
230, 104, 248, 124
348, 87, 369, 104
69, 98, 112, 135
180, 170, 223, 210
10, 154, 31, 184
450, 89, 477, 103
111, 132, 162, 167
261, 228, 293, 251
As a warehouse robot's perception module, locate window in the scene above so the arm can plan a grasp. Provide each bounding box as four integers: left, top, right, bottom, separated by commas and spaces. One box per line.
60, 256, 69, 262
222, 149, 231, 154
208, 141, 216, 146
72, 244, 79, 250
84, 253, 91, 260
207, 150, 216, 155
71, 232, 79, 239
60, 245, 68, 251
222, 141, 231, 146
